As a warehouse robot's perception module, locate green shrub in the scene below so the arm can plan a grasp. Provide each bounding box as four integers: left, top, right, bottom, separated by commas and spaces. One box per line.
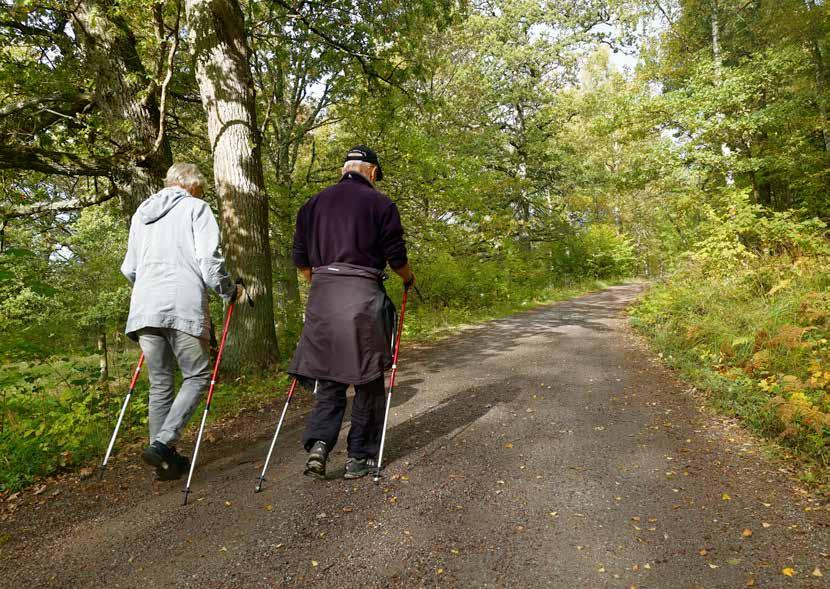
632, 191, 829, 469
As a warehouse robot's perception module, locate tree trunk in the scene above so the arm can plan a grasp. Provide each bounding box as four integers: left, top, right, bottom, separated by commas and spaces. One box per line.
73, 0, 172, 218
810, 39, 830, 154
710, 0, 722, 79
710, 0, 734, 186
97, 330, 109, 381
185, 0, 280, 372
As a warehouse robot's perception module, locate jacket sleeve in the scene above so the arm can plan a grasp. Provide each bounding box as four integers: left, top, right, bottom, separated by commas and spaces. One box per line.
192, 202, 235, 300
292, 204, 311, 268
120, 216, 138, 284
380, 201, 408, 269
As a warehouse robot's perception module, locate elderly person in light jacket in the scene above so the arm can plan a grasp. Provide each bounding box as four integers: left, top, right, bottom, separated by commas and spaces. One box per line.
121, 163, 242, 481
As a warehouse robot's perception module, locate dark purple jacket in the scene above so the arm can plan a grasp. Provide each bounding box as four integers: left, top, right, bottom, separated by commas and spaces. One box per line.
292, 172, 408, 271
288, 173, 406, 385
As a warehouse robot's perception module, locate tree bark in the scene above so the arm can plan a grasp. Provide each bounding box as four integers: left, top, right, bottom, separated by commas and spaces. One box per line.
73, 0, 172, 218
185, 0, 280, 372
710, 0, 734, 186
97, 331, 109, 381
810, 40, 830, 153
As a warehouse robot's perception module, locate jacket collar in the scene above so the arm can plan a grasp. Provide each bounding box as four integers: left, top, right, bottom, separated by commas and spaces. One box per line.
339, 171, 374, 188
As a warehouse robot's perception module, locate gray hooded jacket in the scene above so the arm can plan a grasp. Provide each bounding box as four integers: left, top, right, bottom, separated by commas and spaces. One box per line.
121, 187, 234, 341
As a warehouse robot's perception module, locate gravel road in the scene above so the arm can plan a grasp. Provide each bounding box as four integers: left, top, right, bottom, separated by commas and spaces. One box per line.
1, 283, 827, 588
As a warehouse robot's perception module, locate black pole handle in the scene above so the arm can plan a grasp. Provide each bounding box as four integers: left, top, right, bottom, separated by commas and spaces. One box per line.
235, 277, 255, 308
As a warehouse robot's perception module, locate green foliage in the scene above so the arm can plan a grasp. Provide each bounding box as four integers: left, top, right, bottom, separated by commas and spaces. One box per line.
0, 354, 148, 491
632, 197, 830, 467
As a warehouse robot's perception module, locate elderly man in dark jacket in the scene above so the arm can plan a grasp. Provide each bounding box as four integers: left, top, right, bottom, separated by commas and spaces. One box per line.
289, 146, 415, 480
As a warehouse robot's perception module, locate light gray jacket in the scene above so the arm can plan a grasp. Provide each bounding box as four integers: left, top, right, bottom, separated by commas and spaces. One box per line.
121, 187, 234, 341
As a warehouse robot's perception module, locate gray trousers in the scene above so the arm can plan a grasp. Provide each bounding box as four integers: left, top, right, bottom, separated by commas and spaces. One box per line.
137, 327, 211, 446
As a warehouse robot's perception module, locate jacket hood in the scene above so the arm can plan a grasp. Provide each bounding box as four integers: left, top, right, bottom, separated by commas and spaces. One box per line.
137, 187, 190, 224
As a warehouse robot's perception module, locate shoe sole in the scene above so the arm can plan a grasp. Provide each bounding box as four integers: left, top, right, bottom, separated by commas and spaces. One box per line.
343, 470, 369, 479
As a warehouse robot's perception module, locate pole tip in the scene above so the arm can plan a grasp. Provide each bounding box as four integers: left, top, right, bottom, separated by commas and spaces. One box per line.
98, 467, 106, 481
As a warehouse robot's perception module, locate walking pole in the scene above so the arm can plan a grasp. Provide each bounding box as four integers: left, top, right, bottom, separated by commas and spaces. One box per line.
373, 286, 411, 483
182, 279, 252, 505
98, 352, 145, 480
254, 377, 298, 493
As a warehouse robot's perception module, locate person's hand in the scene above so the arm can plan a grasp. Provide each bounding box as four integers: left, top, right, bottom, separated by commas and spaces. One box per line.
230, 283, 245, 303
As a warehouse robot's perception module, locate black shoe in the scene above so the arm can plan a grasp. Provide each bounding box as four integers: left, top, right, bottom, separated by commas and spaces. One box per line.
156, 451, 190, 481
343, 456, 378, 480
304, 441, 329, 480
143, 441, 189, 481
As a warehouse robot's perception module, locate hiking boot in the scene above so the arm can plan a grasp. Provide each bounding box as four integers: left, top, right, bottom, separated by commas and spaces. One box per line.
143, 441, 189, 481
304, 440, 329, 480
343, 456, 378, 480
155, 450, 190, 481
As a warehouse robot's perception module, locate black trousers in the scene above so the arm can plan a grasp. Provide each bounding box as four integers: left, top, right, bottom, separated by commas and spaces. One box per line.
302, 377, 386, 459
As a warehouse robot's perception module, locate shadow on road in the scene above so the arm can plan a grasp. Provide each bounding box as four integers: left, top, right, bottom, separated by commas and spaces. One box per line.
382, 378, 521, 466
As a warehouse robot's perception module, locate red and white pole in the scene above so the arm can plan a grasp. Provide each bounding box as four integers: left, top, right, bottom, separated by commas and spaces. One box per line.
255, 378, 298, 493
99, 352, 145, 480
373, 286, 410, 482
182, 296, 237, 505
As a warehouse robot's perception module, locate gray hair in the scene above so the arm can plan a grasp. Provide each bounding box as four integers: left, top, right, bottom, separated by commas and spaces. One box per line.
164, 163, 207, 192
341, 160, 377, 179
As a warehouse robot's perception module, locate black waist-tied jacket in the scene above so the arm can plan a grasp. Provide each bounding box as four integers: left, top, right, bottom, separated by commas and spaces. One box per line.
288, 173, 407, 385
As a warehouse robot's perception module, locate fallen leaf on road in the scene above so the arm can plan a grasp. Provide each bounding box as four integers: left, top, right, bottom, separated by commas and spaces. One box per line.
727, 558, 741, 565
722, 493, 731, 501
699, 549, 707, 556
451, 549, 459, 555
782, 567, 795, 577
709, 563, 719, 569
504, 443, 513, 449
264, 504, 273, 511
33, 485, 47, 496
742, 528, 752, 538
745, 578, 756, 586
224, 501, 231, 507
812, 567, 822, 577
311, 560, 318, 567
436, 568, 444, 575
343, 507, 353, 512
220, 546, 227, 552
762, 522, 771, 528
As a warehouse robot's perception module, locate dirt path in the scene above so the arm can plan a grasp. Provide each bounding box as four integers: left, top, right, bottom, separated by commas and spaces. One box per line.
1, 284, 827, 588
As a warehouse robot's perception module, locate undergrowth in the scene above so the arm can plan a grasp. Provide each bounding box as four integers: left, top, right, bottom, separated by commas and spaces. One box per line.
631, 191, 829, 484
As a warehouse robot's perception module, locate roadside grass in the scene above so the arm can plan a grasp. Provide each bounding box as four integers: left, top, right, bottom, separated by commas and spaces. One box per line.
631, 257, 830, 488
0, 276, 620, 493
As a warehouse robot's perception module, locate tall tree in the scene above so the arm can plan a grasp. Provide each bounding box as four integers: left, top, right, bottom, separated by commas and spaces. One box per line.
72, 0, 174, 217
185, 0, 280, 371
0, 1, 176, 219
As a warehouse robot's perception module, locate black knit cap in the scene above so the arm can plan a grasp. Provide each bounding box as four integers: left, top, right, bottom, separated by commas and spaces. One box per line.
344, 145, 383, 181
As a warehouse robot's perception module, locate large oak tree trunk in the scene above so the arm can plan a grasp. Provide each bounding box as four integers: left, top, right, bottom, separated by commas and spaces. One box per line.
73, 0, 172, 218
185, 0, 280, 372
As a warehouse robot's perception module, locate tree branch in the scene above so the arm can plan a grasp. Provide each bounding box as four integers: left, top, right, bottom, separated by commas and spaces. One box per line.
1, 184, 118, 220
0, 145, 120, 177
